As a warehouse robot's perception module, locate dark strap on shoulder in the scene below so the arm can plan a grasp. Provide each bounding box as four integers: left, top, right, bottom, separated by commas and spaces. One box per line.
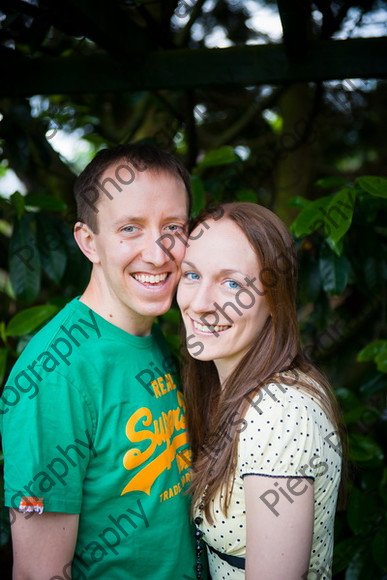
205, 542, 246, 570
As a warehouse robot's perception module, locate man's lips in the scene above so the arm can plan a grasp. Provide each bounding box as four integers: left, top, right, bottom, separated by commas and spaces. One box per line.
131, 272, 169, 285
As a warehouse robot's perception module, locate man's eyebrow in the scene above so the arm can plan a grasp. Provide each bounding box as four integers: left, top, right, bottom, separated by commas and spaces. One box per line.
163, 215, 188, 222
113, 216, 142, 227
113, 215, 187, 227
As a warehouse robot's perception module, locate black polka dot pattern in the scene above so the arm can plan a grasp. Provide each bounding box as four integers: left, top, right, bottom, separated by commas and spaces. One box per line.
194, 381, 342, 580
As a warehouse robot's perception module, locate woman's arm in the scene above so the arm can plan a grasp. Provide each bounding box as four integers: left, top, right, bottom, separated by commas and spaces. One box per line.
244, 475, 314, 580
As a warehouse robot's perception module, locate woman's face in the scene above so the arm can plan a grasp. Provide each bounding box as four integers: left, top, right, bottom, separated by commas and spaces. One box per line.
177, 217, 271, 380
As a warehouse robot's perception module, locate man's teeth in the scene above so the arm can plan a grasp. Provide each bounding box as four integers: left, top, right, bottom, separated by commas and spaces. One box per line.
193, 321, 230, 333
133, 273, 168, 284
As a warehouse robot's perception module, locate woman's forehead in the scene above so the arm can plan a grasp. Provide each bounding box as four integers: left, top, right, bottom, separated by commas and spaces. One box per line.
186, 218, 259, 270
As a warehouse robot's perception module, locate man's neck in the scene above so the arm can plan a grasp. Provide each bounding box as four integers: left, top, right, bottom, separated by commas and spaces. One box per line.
79, 284, 155, 337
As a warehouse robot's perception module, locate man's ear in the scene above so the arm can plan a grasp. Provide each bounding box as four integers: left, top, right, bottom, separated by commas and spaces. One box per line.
73, 222, 101, 264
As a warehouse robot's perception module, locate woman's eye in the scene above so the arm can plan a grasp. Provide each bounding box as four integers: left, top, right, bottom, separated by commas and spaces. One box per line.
224, 279, 241, 290
183, 271, 200, 281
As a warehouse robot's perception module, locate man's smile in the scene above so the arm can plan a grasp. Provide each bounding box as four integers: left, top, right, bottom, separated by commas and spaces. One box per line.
131, 272, 170, 287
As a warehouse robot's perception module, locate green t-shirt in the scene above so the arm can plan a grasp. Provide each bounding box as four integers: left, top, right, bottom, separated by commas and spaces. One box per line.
1, 298, 198, 579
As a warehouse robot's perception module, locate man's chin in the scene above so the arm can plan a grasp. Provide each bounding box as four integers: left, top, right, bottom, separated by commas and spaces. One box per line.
141, 300, 174, 318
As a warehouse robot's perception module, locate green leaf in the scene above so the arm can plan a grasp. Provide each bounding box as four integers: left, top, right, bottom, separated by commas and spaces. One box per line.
359, 373, 387, 396
0, 218, 12, 237
347, 487, 377, 534
290, 196, 331, 238
333, 537, 364, 573
347, 488, 362, 535
316, 176, 347, 189
297, 257, 322, 303
380, 469, 387, 507
0, 348, 7, 384
190, 175, 206, 215
10, 191, 25, 219
164, 333, 180, 358
9, 214, 41, 304
343, 406, 380, 425
358, 340, 387, 363
349, 433, 384, 466
25, 194, 68, 211
357, 176, 387, 198
359, 340, 387, 373
159, 308, 180, 325
336, 387, 360, 411
345, 547, 374, 580
6, 304, 59, 337
16, 333, 34, 355
196, 146, 238, 170
375, 350, 387, 373
372, 530, 387, 571
319, 245, 350, 295
287, 196, 311, 209
236, 188, 257, 203
36, 215, 67, 283
291, 187, 356, 242
325, 187, 356, 244
326, 235, 344, 256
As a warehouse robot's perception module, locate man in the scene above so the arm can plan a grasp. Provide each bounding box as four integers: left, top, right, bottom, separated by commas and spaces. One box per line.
1, 144, 197, 579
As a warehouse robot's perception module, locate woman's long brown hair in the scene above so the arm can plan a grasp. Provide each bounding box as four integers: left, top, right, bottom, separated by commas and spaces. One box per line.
180, 202, 346, 523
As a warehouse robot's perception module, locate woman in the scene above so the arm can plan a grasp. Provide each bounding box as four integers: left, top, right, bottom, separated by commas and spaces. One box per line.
177, 203, 344, 580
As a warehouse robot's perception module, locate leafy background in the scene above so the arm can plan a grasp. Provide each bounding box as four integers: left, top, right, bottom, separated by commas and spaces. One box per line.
0, 0, 387, 577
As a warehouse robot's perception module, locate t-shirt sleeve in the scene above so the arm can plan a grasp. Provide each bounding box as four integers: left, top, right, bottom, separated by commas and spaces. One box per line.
238, 384, 326, 480
1, 368, 95, 515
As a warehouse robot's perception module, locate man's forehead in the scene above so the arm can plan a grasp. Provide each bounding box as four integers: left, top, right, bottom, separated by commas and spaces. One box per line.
101, 162, 177, 182
94, 171, 187, 222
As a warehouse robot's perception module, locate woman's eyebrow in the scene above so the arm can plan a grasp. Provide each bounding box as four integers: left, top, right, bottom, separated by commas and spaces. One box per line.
182, 262, 247, 277
217, 268, 246, 276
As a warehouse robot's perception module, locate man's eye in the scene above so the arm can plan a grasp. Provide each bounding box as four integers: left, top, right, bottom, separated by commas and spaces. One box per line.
165, 224, 184, 234
122, 226, 139, 233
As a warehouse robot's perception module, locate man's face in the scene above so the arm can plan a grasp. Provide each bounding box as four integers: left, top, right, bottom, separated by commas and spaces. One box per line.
89, 166, 188, 331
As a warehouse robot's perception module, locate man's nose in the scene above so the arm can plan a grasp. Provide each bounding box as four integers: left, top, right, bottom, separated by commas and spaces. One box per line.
141, 233, 171, 267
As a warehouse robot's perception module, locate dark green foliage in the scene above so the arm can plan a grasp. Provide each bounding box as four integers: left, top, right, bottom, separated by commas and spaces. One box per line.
0, 0, 386, 577
286, 177, 386, 579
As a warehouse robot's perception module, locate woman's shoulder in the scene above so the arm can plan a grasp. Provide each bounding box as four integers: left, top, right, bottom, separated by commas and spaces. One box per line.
243, 370, 332, 429
238, 371, 341, 478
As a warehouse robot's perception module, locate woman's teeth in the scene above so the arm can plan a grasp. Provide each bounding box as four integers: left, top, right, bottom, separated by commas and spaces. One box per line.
193, 320, 230, 333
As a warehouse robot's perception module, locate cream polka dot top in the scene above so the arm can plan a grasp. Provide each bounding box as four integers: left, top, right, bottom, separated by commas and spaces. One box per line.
195, 380, 342, 580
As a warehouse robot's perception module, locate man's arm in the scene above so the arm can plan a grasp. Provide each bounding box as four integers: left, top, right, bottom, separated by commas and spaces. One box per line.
244, 475, 314, 580
11, 509, 79, 580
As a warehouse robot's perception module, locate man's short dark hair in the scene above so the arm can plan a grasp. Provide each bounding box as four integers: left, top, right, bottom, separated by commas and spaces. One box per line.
74, 143, 192, 233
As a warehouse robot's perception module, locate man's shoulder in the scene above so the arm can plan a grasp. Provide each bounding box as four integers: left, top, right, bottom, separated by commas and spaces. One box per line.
0, 298, 102, 420
6, 298, 104, 379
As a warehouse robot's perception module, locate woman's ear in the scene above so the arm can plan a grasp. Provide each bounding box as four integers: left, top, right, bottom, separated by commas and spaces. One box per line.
73, 221, 101, 264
